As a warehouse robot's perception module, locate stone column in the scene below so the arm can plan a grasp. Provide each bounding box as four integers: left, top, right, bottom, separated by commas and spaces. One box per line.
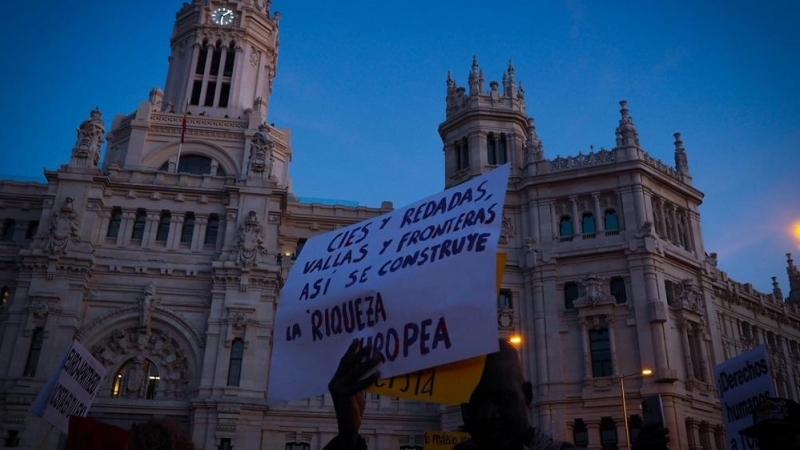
592, 192, 604, 232
550, 201, 559, 240
679, 319, 695, 379
192, 215, 208, 252
670, 206, 680, 244
580, 318, 592, 379
142, 212, 161, 249
96, 209, 112, 243
631, 182, 647, 228
606, 315, 620, 378
198, 45, 214, 105
643, 262, 669, 376
533, 277, 549, 390
119, 210, 136, 246
570, 197, 579, 236
168, 214, 184, 250
587, 420, 601, 450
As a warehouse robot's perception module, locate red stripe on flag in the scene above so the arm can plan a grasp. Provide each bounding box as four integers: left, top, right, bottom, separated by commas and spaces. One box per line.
180, 111, 188, 143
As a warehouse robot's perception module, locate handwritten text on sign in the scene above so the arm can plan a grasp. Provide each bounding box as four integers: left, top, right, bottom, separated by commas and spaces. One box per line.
30, 340, 107, 434
267, 164, 509, 403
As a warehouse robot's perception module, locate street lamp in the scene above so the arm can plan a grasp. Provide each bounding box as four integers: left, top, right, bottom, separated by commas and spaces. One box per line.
620, 368, 653, 450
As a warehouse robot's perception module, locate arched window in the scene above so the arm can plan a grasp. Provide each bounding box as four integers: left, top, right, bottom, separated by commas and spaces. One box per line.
498, 134, 507, 164
223, 41, 236, 77
564, 282, 579, 310
559, 216, 574, 237
160, 155, 226, 176
111, 357, 159, 399
228, 339, 244, 386
604, 209, 619, 231
582, 212, 596, 234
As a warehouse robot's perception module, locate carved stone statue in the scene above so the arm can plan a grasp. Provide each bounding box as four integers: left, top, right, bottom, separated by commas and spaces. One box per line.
500, 215, 515, 242
525, 237, 537, 254
575, 274, 616, 307
636, 220, 654, 238
71, 109, 105, 167
123, 356, 147, 398
234, 211, 268, 267
46, 197, 80, 255
677, 279, 701, 310
247, 125, 276, 180
140, 282, 158, 335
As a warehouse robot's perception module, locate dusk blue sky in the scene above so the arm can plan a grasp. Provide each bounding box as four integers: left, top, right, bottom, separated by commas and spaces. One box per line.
1, 1, 798, 294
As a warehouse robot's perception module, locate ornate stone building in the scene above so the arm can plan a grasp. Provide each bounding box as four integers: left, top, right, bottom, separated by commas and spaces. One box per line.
438, 57, 800, 450
1, 2, 798, 450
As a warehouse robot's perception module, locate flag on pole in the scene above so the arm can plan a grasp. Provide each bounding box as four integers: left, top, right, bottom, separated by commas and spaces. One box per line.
180, 109, 188, 143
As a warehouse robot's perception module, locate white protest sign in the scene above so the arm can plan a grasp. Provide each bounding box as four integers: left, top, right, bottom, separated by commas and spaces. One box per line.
30, 340, 107, 434
267, 164, 509, 404
713, 345, 775, 450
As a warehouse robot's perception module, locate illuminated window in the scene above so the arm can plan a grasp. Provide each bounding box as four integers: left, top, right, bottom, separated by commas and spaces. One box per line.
111, 358, 160, 399
1, 286, 9, 307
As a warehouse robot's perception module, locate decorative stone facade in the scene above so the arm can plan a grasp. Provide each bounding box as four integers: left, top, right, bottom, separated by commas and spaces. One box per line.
0, 3, 798, 450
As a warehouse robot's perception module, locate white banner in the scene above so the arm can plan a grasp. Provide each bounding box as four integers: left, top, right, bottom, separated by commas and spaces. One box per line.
30, 340, 107, 434
713, 345, 775, 450
267, 164, 510, 403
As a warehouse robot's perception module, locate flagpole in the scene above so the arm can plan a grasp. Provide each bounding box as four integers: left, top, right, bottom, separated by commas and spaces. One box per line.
175, 103, 188, 173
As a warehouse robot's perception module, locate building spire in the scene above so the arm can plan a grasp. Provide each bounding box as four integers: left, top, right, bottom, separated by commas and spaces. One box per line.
674, 132, 690, 176
525, 117, 544, 163
468, 56, 481, 95
788, 253, 800, 304
615, 100, 640, 148
772, 276, 785, 301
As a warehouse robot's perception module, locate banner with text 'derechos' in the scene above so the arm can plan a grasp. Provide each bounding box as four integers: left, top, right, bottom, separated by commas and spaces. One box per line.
267, 164, 509, 404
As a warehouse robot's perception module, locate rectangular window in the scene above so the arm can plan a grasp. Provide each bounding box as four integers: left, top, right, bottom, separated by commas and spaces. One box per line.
573, 419, 589, 448
600, 417, 618, 450
220, 439, 232, 450
1, 219, 15, 241
205, 214, 219, 245
24, 327, 44, 377
107, 207, 122, 238
610, 277, 627, 304
285, 443, 309, 450
156, 211, 171, 242
293, 238, 307, 260
227, 338, 244, 386
5, 430, 20, 447
219, 83, 230, 108
181, 212, 195, 243
590, 328, 613, 377
190, 80, 203, 105
25, 221, 39, 239
664, 280, 676, 306
204, 82, 217, 107
131, 209, 147, 240
497, 289, 513, 309
564, 282, 579, 309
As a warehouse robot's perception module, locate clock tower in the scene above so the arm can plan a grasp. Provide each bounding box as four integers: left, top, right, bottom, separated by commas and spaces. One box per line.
161, 0, 279, 122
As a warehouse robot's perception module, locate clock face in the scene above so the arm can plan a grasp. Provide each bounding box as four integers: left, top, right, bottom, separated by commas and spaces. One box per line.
211, 7, 234, 25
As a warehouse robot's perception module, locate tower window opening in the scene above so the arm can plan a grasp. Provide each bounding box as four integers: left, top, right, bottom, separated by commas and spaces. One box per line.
195, 40, 209, 75
204, 82, 217, 107
219, 83, 231, 108
223, 42, 236, 77
190, 80, 203, 106
210, 40, 223, 75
